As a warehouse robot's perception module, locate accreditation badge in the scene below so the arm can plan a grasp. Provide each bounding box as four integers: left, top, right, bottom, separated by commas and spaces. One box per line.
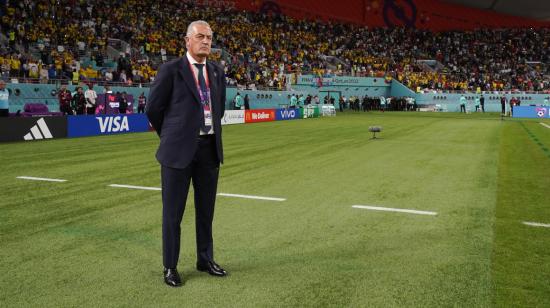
204, 105, 212, 126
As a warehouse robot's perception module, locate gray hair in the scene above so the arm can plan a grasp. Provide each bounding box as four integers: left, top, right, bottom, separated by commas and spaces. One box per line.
186, 20, 212, 37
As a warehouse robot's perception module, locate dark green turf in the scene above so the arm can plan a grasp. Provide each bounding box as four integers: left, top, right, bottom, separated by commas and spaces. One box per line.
491, 119, 550, 307
0, 112, 548, 307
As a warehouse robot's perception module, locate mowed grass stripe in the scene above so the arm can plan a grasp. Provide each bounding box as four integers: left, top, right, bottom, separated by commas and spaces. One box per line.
202, 112, 500, 306
491, 120, 550, 307
519, 121, 550, 158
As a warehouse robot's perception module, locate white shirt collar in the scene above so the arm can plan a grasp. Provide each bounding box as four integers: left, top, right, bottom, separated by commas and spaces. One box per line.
186, 52, 207, 66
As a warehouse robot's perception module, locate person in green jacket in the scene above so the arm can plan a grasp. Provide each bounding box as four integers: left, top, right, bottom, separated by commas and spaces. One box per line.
298, 94, 305, 108
459, 95, 467, 113
233, 92, 243, 110
289, 94, 297, 109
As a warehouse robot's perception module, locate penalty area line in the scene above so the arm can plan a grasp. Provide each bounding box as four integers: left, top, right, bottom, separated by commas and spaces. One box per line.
217, 193, 286, 202
17, 176, 67, 182
539, 122, 550, 129
522, 221, 550, 228
352, 205, 437, 216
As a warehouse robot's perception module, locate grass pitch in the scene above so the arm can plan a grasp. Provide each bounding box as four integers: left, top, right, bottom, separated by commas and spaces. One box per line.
1, 112, 549, 307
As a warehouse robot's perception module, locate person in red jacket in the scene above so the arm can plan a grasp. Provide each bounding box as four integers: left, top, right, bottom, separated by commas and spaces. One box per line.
58, 85, 72, 115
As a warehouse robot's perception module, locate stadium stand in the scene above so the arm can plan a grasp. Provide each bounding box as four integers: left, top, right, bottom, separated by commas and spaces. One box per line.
0, 0, 548, 93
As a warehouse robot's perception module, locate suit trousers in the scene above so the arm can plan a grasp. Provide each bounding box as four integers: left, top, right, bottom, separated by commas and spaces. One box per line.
161, 134, 220, 269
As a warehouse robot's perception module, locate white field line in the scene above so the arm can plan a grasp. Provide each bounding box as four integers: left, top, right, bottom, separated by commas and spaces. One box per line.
352, 205, 437, 216
539, 122, 550, 129
107, 185, 285, 202
217, 193, 286, 202
523, 221, 550, 228
16, 176, 67, 182
108, 184, 161, 191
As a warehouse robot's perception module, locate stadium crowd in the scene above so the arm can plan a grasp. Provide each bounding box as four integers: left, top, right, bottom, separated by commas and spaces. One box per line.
0, 0, 548, 92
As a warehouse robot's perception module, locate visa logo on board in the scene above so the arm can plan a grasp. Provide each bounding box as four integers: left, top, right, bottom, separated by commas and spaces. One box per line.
96, 116, 130, 133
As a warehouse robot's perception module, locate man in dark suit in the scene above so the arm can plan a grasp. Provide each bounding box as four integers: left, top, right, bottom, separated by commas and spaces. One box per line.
146, 20, 227, 288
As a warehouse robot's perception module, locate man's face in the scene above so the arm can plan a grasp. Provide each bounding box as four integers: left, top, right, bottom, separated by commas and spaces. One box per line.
0, 82, 5, 90
185, 24, 212, 61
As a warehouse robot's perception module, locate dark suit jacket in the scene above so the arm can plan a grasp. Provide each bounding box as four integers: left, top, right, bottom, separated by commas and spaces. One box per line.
146, 57, 226, 169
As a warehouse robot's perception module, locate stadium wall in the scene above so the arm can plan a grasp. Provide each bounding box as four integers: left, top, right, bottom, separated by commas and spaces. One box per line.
5, 76, 393, 113
5, 80, 548, 114
5, 84, 310, 112
390, 80, 416, 97
5, 83, 148, 114
415, 93, 550, 112
293, 75, 392, 105
232, 0, 549, 30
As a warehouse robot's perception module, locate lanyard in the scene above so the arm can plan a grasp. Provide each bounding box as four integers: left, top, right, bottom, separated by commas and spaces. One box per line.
188, 61, 211, 105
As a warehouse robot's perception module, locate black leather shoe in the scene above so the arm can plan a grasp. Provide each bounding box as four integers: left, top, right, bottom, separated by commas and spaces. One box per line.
197, 261, 227, 277
163, 268, 183, 287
